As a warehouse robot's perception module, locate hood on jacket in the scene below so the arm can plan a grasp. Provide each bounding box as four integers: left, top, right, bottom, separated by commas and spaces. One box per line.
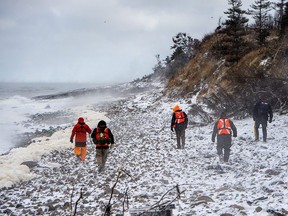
97, 120, 107, 128
220, 112, 227, 118
78, 117, 84, 123
173, 105, 181, 112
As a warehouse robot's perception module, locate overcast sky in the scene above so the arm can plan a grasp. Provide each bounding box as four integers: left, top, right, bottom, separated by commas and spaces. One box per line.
0, 0, 256, 84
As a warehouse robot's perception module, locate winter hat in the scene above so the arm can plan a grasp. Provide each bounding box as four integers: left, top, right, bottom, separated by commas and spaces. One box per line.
220, 112, 227, 118
173, 105, 181, 112
97, 120, 106, 127
78, 117, 84, 123
260, 96, 267, 102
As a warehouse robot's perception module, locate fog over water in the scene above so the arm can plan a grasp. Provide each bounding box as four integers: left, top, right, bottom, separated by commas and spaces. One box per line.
0, 82, 118, 155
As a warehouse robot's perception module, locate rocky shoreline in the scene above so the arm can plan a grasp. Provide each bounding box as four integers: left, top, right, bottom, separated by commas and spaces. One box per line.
1, 81, 288, 215
11, 110, 74, 155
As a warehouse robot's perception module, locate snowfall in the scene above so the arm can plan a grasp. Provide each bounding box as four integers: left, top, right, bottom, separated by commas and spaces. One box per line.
0, 80, 287, 216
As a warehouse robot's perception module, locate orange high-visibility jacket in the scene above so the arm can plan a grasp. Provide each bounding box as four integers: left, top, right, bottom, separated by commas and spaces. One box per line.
217, 118, 231, 135
92, 127, 115, 149
94, 128, 110, 147
174, 111, 186, 124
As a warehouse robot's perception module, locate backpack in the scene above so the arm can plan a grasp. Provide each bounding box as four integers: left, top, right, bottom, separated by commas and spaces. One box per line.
93, 128, 109, 144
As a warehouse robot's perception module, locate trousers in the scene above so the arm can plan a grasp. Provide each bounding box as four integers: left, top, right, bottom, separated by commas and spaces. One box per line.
254, 120, 267, 142
74, 146, 87, 161
175, 128, 185, 149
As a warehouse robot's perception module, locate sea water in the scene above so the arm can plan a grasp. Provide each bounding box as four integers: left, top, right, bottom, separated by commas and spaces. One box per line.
0, 82, 100, 155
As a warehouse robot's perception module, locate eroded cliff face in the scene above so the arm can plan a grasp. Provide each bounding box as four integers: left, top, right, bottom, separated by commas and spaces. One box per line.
164, 33, 288, 118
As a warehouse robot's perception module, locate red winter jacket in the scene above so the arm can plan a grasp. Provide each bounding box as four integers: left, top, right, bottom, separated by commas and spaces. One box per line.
70, 122, 92, 143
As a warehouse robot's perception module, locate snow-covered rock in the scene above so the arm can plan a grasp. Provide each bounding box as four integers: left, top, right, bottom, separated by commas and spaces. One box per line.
0, 81, 287, 215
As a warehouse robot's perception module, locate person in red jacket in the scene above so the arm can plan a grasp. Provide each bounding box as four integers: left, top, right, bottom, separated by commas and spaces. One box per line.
70, 117, 92, 162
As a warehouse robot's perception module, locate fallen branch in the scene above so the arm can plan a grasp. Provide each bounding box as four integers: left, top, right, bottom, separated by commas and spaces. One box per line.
247, 196, 268, 206
151, 184, 181, 209
73, 187, 83, 216
137, 185, 185, 215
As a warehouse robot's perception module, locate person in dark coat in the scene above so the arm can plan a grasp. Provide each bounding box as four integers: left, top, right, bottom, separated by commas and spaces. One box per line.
212, 112, 237, 163
253, 98, 273, 142
91, 120, 114, 172
171, 105, 188, 149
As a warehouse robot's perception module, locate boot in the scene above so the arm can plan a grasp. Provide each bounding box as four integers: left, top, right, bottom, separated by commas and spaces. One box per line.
218, 154, 224, 163
98, 165, 105, 173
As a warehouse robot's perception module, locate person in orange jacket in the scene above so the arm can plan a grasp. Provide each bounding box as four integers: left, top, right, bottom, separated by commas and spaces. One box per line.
70, 117, 92, 162
212, 112, 237, 163
171, 105, 188, 149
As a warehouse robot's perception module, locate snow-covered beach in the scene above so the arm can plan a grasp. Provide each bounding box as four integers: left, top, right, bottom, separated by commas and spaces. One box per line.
0, 81, 287, 216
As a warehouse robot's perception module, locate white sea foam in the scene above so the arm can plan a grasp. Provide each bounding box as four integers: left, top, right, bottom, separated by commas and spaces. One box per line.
0, 106, 109, 188
0, 82, 118, 155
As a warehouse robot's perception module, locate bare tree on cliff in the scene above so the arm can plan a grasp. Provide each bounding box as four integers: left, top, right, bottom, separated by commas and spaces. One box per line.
152, 54, 165, 77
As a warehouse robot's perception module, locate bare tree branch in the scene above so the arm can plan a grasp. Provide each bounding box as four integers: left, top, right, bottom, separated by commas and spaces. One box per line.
135, 185, 186, 215
73, 187, 83, 216
104, 169, 122, 216
70, 185, 75, 216
122, 187, 129, 214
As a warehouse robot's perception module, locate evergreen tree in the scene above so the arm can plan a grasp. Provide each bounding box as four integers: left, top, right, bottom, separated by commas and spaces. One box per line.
164, 32, 200, 78
282, 2, 288, 34
170, 33, 200, 62
249, 0, 272, 44
274, 0, 288, 36
221, 0, 249, 64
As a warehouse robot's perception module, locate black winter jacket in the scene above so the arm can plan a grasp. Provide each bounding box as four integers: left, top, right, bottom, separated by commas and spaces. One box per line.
253, 101, 273, 122
171, 110, 188, 131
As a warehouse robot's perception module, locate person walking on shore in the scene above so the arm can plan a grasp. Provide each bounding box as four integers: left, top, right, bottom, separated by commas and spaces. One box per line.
70, 117, 92, 162
171, 105, 188, 149
212, 112, 237, 163
253, 98, 273, 142
91, 120, 114, 172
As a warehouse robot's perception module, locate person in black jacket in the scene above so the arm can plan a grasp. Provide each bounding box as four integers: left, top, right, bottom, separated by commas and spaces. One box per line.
212, 112, 237, 163
171, 105, 188, 149
91, 120, 114, 172
253, 98, 273, 142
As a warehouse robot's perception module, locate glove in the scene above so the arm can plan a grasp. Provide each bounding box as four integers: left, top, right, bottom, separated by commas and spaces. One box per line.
212, 139, 215, 143
171, 127, 174, 132
269, 119, 272, 123
233, 135, 237, 138
70, 139, 73, 143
